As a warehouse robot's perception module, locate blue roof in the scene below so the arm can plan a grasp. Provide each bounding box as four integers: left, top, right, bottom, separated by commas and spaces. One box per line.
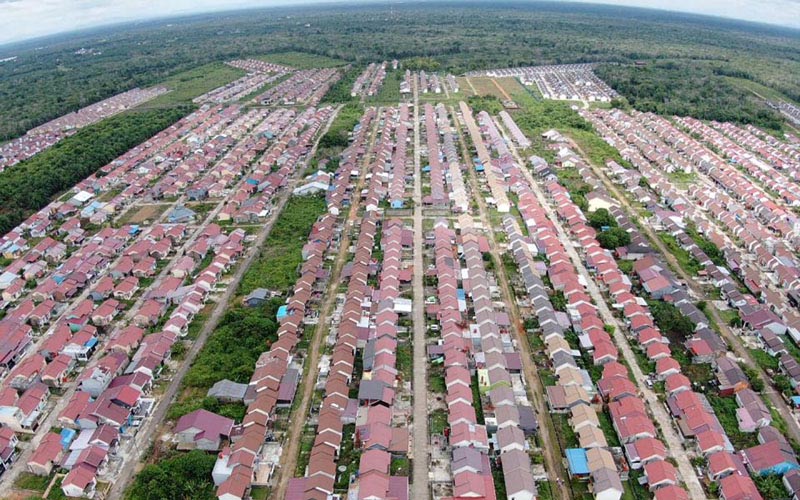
277, 305, 288, 320
457, 289, 466, 300
475, 164, 485, 172
566, 448, 589, 475
84, 337, 98, 348
60, 428, 76, 450
792, 396, 800, 406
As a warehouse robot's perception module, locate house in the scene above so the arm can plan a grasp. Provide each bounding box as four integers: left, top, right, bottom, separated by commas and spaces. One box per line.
61, 463, 98, 498
719, 473, 762, 500
27, 432, 62, 476
717, 356, 750, 396
175, 409, 234, 451
0, 426, 18, 471
736, 389, 771, 433
743, 440, 800, 476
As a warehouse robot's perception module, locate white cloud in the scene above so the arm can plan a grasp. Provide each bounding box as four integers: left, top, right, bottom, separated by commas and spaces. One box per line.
0, 0, 798, 45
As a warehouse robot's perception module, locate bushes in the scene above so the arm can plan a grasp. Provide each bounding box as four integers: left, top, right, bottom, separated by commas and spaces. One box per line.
126, 450, 216, 500
239, 194, 327, 294
183, 300, 281, 389
649, 300, 695, 342
317, 103, 363, 150
597, 227, 631, 249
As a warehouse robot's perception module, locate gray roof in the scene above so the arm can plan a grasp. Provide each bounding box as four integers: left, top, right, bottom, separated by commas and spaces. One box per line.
207, 379, 248, 401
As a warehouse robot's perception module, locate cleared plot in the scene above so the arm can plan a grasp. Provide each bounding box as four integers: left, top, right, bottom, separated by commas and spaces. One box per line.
466, 76, 506, 99
455, 77, 476, 96
368, 69, 405, 103
118, 203, 168, 225
256, 51, 348, 69
137, 62, 245, 108
495, 77, 526, 98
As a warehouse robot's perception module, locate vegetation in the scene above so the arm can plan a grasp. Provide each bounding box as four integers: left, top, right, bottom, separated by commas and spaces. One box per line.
320, 65, 360, 104
648, 300, 695, 343
138, 63, 244, 109
597, 227, 631, 250
126, 450, 216, 500
170, 194, 325, 419
317, 103, 362, 150
597, 61, 786, 132
0, 106, 189, 234
182, 298, 281, 389
15, 472, 51, 492
3, 3, 799, 141
239, 194, 327, 294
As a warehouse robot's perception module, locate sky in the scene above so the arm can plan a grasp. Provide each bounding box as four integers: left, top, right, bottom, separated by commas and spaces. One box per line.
0, 0, 798, 45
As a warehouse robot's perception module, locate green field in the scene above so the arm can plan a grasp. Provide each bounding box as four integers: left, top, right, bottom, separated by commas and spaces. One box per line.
257, 51, 349, 69
137, 62, 245, 108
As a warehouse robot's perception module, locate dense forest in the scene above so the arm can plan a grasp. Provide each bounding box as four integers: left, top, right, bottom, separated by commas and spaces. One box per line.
0, 106, 189, 234
596, 62, 786, 131
1, 2, 799, 139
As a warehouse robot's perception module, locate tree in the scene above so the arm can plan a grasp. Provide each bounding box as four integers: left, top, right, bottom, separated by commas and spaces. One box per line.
597, 227, 630, 249
588, 208, 617, 229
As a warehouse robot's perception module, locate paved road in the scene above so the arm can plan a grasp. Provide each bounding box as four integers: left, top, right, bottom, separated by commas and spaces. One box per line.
579, 142, 800, 447
270, 106, 381, 500
508, 134, 707, 499
107, 105, 344, 499
410, 83, 430, 499
450, 106, 572, 500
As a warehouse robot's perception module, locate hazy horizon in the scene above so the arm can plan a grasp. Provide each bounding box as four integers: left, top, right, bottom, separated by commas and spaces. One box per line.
1, 0, 799, 46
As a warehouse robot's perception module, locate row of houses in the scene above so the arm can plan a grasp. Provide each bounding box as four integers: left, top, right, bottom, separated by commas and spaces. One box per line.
711, 121, 799, 185
586, 108, 800, 357
215, 108, 383, 500
552, 117, 790, 498
195, 59, 292, 104
288, 105, 411, 500
255, 68, 341, 107
471, 64, 616, 103
351, 61, 388, 97
0, 103, 325, 496
583, 108, 800, 344
0, 86, 168, 171
459, 102, 510, 213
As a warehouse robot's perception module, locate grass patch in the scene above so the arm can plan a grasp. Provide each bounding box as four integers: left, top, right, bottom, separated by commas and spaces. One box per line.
706, 393, 759, 450
138, 62, 245, 108
239, 194, 327, 294
15, 472, 51, 492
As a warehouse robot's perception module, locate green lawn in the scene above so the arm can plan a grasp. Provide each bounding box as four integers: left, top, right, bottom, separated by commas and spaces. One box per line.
15, 472, 51, 492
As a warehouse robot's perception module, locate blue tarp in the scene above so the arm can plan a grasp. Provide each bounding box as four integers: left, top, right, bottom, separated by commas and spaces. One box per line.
792, 396, 800, 407
277, 305, 288, 320
475, 164, 485, 172
60, 428, 76, 450
566, 448, 589, 475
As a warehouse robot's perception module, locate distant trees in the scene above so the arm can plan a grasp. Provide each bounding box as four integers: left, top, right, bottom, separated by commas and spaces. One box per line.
595, 62, 786, 132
